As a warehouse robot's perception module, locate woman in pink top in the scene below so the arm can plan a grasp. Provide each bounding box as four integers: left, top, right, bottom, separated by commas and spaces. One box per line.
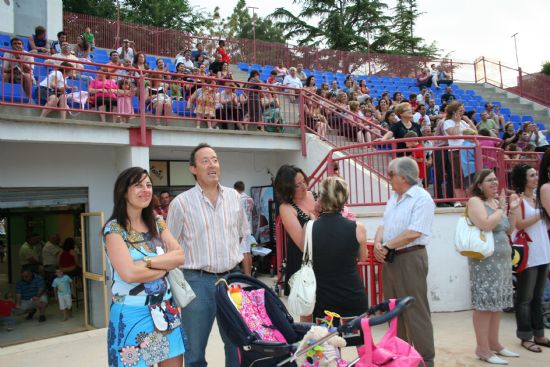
89, 67, 118, 122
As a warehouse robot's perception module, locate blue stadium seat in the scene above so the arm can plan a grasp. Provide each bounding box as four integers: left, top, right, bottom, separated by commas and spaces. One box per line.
237, 62, 249, 72
465, 90, 475, 96
0, 81, 30, 103
0, 33, 11, 48
521, 115, 533, 122
509, 115, 521, 123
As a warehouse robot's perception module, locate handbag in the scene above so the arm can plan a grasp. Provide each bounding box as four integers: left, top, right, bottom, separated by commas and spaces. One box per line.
510, 200, 531, 273
288, 220, 316, 316
167, 268, 196, 308
356, 299, 424, 367
454, 206, 495, 260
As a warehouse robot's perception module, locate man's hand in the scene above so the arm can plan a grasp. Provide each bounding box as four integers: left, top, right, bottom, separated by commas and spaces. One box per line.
373, 242, 388, 263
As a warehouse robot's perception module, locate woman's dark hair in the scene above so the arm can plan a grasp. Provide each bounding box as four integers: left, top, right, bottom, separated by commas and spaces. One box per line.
62, 237, 75, 251
248, 69, 260, 81
79, 36, 89, 51
470, 169, 495, 201
103, 167, 158, 238
218, 40, 225, 47
537, 149, 550, 223
274, 165, 308, 204
392, 91, 402, 101
510, 163, 533, 194
305, 75, 315, 87
478, 128, 491, 137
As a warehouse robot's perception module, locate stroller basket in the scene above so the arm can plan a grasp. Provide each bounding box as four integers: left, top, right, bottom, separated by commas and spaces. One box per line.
215, 274, 310, 366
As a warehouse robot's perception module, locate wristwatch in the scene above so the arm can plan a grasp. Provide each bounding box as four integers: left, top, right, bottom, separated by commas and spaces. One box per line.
144, 256, 152, 269
382, 243, 392, 251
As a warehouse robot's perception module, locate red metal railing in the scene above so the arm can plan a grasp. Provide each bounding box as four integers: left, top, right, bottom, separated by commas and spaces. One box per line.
0, 48, 304, 146
475, 57, 550, 107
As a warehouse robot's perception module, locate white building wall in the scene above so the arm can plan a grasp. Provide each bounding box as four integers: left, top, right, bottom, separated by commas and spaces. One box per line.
12, 0, 62, 40
357, 209, 470, 312
0, 0, 14, 34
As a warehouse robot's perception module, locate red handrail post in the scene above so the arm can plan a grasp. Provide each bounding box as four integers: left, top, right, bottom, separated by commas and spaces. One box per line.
299, 90, 307, 157
139, 74, 146, 146
326, 153, 334, 176
518, 67, 523, 97
474, 138, 483, 172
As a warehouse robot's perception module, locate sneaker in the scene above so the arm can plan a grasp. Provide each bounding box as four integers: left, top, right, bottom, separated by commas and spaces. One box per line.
25, 309, 36, 320
38, 315, 46, 322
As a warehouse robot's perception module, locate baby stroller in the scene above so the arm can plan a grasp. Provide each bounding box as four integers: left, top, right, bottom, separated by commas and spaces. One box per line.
215, 273, 415, 367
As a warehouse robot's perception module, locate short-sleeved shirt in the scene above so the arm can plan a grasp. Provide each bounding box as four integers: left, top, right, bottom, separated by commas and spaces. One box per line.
477, 119, 498, 133
381, 184, 435, 249
19, 242, 40, 265
2, 52, 35, 75
443, 119, 470, 147
89, 78, 118, 99
116, 47, 135, 62
103, 217, 172, 305
52, 275, 72, 296
16, 274, 45, 300
39, 70, 66, 90
0, 300, 16, 317
283, 75, 303, 89
42, 241, 61, 267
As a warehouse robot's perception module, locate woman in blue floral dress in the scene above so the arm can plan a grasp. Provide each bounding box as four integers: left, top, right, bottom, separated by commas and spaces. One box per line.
103, 167, 185, 367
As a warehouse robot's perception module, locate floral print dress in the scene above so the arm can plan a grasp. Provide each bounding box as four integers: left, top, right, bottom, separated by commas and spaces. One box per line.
468, 204, 514, 311
104, 218, 185, 367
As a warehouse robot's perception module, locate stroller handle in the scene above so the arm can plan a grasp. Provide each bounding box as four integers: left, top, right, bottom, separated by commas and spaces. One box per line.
338, 296, 415, 333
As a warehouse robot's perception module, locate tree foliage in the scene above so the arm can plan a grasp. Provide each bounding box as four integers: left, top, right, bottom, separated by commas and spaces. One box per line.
542, 61, 550, 76
388, 0, 438, 56
120, 0, 210, 32
270, 0, 391, 52
221, 0, 286, 43
63, 0, 117, 18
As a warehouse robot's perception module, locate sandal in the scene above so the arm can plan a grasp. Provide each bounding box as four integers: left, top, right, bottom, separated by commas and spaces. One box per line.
521, 340, 542, 353
534, 337, 550, 348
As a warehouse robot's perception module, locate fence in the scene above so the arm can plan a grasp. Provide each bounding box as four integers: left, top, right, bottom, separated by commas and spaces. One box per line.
475, 57, 550, 107
62, 11, 478, 81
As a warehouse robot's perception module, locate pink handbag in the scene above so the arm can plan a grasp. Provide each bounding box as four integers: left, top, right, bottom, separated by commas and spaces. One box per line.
356, 300, 424, 367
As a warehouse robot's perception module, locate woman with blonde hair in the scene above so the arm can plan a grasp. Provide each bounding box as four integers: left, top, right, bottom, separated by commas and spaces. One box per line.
379, 102, 422, 153
466, 169, 520, 364
312, 176, 368, 322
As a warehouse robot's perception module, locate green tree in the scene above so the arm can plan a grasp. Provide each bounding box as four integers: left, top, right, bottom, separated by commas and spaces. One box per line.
388, 0, 438, 56
226, 0, 286, 43
63, 0, 117, 18
120, 0, 211, 33
270, 0, 391, 52
542, 61, 550, 76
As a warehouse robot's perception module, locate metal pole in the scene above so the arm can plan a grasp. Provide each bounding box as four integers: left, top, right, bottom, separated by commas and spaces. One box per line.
511, 32, 519, 69
247, 6, 258, 64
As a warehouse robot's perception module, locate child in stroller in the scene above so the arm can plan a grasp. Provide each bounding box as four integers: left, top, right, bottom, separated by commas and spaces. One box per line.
215, 273, 415, 367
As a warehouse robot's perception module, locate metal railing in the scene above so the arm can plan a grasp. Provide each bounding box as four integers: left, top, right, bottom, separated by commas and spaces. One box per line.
0, 48, 304, 146
475, 56, 550, 107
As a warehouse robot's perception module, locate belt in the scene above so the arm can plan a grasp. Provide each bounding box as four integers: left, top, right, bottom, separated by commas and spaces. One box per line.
395, 245, 425, 256
186, 266, 240, 277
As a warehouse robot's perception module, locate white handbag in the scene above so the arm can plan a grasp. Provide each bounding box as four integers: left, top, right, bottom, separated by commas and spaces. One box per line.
288, 220, 317, 316
454, 207, 494, 260
167, 268, 196, 308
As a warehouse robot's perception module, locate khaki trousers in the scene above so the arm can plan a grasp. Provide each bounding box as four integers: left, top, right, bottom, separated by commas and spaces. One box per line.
382, 248, 435, 367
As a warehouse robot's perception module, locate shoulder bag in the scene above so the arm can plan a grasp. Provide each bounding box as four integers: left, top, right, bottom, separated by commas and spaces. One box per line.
288, 220, 316, 316
510, 199, 531, 273
454, 205, 495, 260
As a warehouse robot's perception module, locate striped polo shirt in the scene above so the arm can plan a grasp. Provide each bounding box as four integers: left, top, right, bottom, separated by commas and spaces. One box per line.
16, 274, 45, 300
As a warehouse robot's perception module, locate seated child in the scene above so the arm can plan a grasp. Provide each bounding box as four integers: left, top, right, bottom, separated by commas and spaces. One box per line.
52, 268, 73, 321
404, 131, 426, 186
0, 292, 16, 331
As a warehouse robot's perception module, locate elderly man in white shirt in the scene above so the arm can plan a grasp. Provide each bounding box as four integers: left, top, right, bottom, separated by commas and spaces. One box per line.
283, 67, 303, 89
373, 156, 436, 367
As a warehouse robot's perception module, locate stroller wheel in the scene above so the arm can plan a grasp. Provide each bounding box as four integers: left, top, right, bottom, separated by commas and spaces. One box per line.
544, 310, 550, 329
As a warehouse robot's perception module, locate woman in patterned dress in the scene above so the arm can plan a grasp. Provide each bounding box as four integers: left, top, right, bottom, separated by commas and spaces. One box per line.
466, 169, 521, 364
103, 167, 185, 367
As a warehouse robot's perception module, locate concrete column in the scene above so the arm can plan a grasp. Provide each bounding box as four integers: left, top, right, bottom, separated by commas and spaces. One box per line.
115, 146, 150, 173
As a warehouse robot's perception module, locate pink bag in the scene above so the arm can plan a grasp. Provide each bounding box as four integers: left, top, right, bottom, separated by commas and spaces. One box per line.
240, 288, 287, 343
356, 300, 424, 367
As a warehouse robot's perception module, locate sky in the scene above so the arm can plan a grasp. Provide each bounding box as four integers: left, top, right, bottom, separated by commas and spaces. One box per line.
188, 0, 549, 74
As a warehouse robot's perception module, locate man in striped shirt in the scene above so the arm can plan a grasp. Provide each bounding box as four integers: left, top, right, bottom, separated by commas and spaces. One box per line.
168, 143, 250, 367
373, 157, 436, 367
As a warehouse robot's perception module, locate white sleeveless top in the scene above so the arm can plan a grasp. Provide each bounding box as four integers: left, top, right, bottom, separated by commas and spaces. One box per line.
521, 199, 550, 268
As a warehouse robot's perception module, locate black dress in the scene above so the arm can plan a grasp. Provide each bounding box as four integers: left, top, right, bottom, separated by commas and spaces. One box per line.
284, 201, 311, 295
311, 212, 368, 319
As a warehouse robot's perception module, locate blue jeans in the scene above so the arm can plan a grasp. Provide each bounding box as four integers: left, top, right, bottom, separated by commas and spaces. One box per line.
181, 269, 239, 367
515, 264, 549, 340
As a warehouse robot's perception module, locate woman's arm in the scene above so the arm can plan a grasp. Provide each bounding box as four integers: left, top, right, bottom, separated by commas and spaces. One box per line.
467, 196, 503, 231
105, 233, 167, 283
146, 229, 184, 271
539, 184, 550, 224
379, 130, 394, 141
356, 222, 368, 262
509, 194, 541, 230
280, 204, 305, 251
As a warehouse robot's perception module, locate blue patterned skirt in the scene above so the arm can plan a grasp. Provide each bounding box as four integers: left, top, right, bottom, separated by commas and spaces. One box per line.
107, 302, 185, 367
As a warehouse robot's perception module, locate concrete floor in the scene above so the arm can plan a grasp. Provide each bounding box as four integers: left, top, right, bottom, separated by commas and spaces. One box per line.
1, 305, 549, 366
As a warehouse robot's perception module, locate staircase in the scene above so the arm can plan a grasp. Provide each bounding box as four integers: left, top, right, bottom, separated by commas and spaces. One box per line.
456, 82, 550, 126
